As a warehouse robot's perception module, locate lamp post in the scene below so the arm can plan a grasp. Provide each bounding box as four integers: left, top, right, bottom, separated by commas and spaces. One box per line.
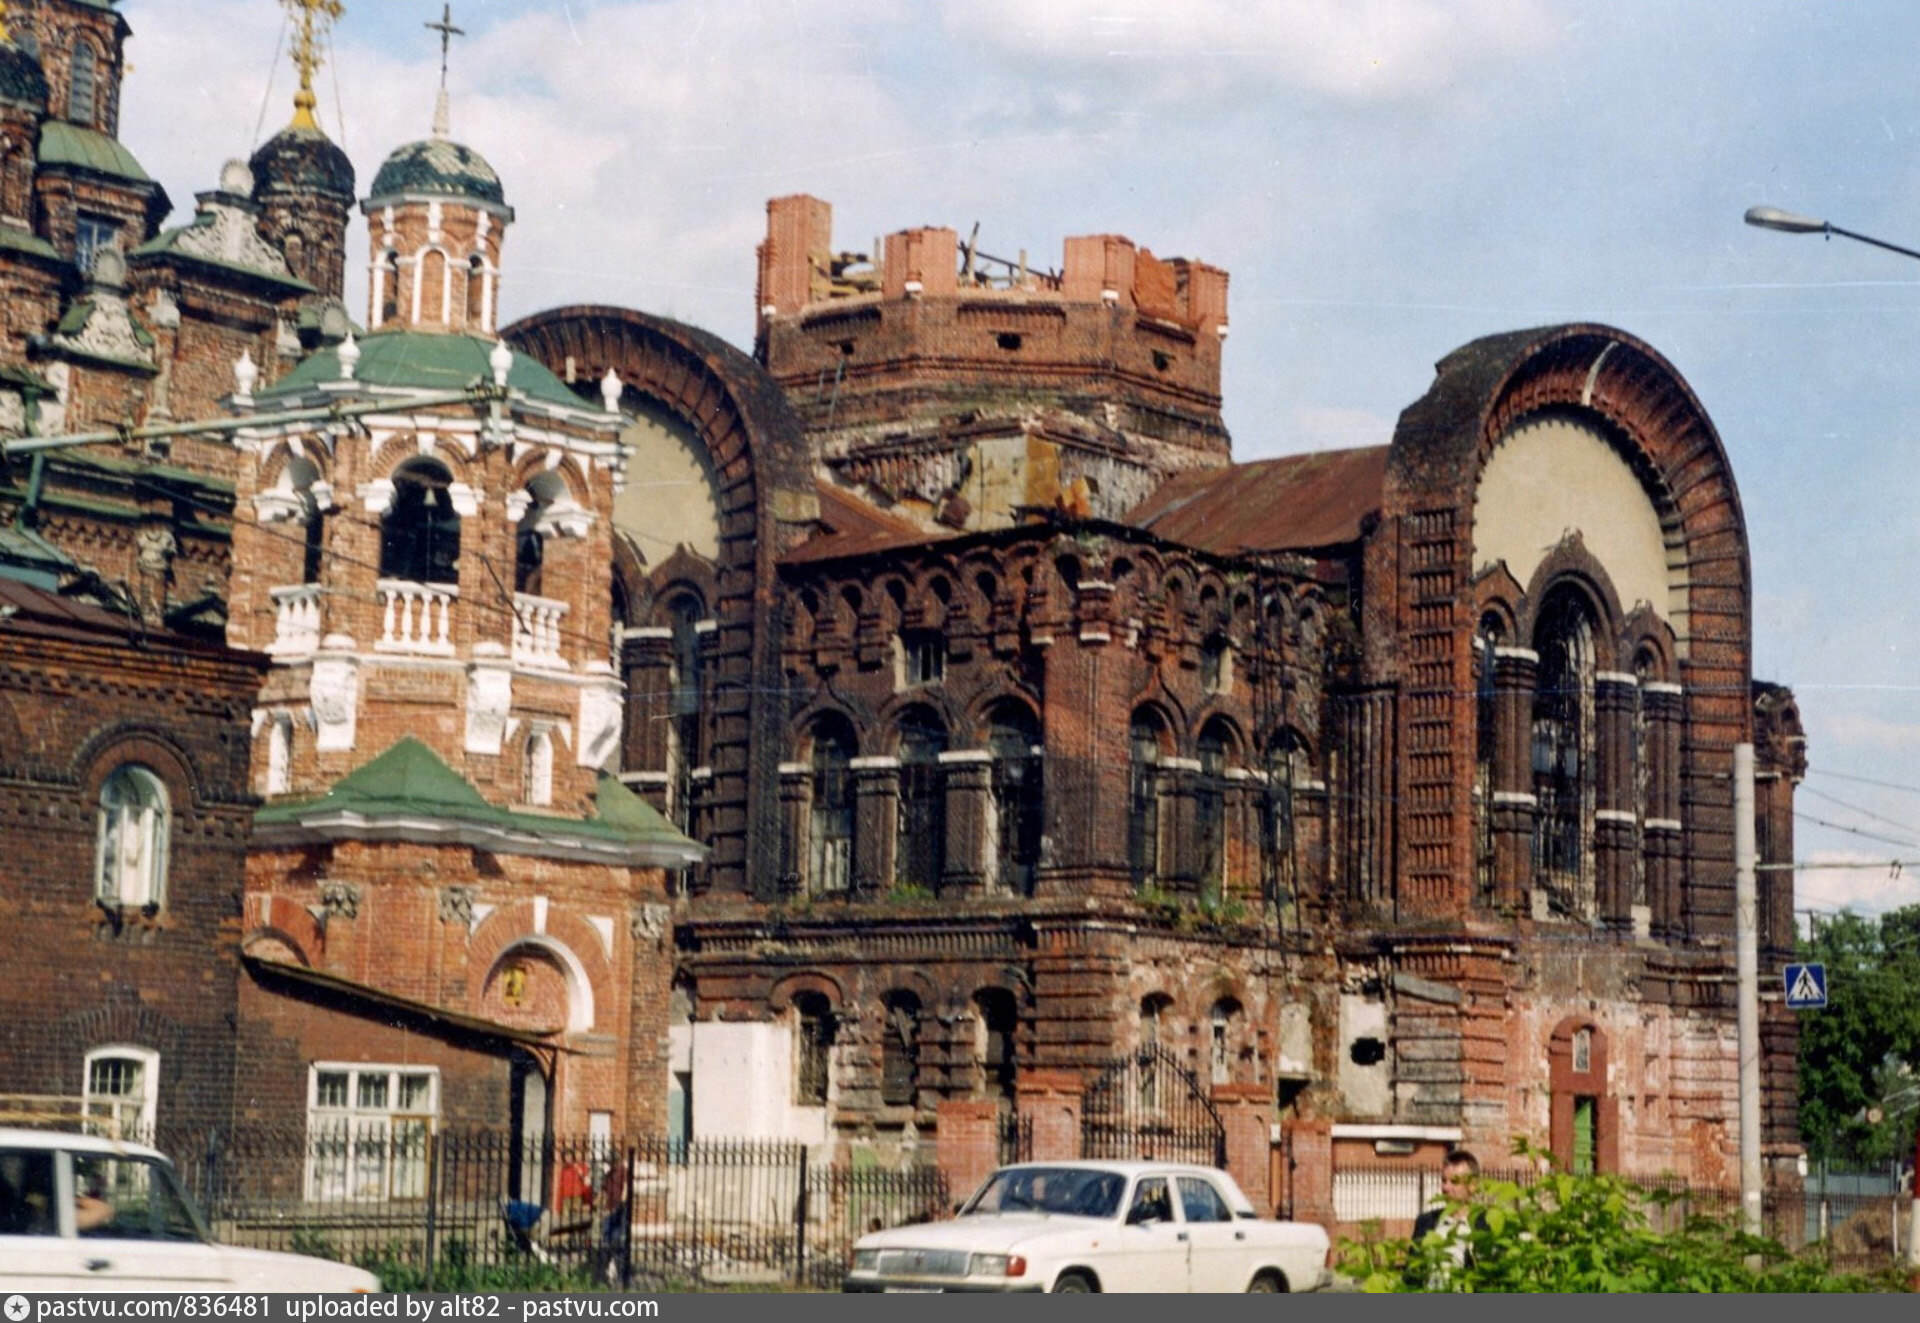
1744, 205, 1920, 263
1748, 203, 1920, 1267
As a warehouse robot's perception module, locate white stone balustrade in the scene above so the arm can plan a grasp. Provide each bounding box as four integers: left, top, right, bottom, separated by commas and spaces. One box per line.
377, 579, 458, 654
513, 592, 570, 667
268, 584, 325, 657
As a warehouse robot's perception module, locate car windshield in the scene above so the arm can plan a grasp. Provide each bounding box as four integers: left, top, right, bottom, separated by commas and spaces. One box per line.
961, 1167, 1126, 1219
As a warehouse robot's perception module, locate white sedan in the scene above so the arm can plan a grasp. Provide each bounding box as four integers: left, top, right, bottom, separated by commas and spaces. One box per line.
844, 1160, 1331, 1293
0, 1128, 380, 1292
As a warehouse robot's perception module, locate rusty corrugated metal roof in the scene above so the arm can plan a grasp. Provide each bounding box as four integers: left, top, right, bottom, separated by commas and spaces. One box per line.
1124, 446, 1388, 555
781, 481, 955, 565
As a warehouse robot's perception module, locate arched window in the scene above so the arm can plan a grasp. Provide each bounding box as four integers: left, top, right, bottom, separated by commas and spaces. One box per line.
1209, 999, 1242, 1086
1129, 711, 1166, 888
514, 524, 544, 596
1138, 994, 1173, 1109
84, 1046, 158, 1141
1200, 634, 1230, 694
1632, 647, 1657, 911
793, 992, 836, 1106
95, 766, 169, 910
987, 703, 1043, 896
665, 594, 705, 834
1262, 729, 1311, 903
808, 715, 856, 895
419, 249, 448, 322
467, 254, 488, 330
1196, 719, 1235, 893
895, 709, 947, 893
379, 461, 461, 584
523, 728, 554, 807
380, 251, 401, 326
975, 988, 1018, 1101
1532, 589, 1597, 916
70, 42, 98, 127
880, 991, 920, 1107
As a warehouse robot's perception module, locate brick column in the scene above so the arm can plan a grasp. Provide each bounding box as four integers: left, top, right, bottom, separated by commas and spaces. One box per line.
1594, 671, 1639, 930
1490, 647, 1539, 912
939, 750, 993, 897
1279, 1116, 1334, 1232
936, 1099, 1002, 1207
849, 756, 899, 896
1211, 1083, 1273, 1213
1643, 682, 1684, 938
1015, 1070, 1084, 1162
777, 762, 811, 897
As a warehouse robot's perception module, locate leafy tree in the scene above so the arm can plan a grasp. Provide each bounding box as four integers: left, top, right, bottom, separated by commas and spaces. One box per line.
1797, 905, 1920, 1163
1338, 1145, 1910, 1293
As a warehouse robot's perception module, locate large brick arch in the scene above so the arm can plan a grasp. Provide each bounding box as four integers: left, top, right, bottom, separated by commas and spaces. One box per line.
1381, 324, 1752, 922
504, 306, 815, 899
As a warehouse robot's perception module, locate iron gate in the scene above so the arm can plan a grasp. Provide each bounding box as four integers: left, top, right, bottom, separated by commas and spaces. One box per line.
1080, 1042, 1226, 1169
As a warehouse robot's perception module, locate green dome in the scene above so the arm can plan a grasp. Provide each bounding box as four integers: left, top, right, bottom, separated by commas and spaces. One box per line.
0, 43, 48, 109
368, 136, 504, 208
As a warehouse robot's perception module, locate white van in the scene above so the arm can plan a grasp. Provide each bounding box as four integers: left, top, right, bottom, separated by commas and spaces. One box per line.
0, 1127, 379, 1292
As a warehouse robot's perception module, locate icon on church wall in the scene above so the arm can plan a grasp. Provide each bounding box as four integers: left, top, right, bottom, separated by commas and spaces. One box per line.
500, 962, 530, 1007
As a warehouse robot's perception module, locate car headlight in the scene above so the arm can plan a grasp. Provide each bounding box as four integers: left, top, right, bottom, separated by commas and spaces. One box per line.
851, 1249, 880, 1273
970, 1253, 1026, 1278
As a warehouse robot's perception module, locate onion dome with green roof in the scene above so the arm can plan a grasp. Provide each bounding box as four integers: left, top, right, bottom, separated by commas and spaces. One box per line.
368, 135, 506, 211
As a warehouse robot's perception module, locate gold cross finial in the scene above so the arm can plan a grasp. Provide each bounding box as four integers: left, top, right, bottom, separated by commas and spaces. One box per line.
0, 2, 12, 45
281, 0, 344, 131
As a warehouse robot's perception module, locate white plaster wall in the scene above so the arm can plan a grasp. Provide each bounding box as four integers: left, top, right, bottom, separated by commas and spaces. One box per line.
1339, 994, 1391, 1118
1474, 416, 1679, 631
676, 1020, 829, 1145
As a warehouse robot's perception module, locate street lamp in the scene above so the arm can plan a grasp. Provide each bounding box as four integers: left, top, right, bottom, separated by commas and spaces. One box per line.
1744, 205, 1920, 263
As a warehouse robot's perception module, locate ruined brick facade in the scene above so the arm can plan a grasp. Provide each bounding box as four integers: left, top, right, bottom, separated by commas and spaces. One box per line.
0, 7, 1805, 1210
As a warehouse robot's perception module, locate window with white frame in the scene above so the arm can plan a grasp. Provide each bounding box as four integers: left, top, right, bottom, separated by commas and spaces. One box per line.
84, 1046, 158, 1141
306, 1065, 438, 1202
523, 728, 554, 807
94, 765, 170, 910
266, 716, 293, 796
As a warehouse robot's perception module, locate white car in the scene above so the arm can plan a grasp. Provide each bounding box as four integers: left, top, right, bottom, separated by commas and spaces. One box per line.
0, 1128, 380, 1292
844, 1160, 1332, 1293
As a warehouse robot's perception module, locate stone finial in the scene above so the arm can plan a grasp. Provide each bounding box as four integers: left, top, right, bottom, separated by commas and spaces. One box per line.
220, 159, 255, 197
337, 332, 359, 381
233, 350, 258, 404
490, 338, 513, 388
600, 367, 623, 414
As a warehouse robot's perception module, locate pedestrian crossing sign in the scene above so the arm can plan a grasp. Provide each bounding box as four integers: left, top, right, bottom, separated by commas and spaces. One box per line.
1783, 962, 1827, 1010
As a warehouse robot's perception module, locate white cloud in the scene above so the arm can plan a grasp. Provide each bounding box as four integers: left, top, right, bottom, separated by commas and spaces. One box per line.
1796, 852, 1920, 919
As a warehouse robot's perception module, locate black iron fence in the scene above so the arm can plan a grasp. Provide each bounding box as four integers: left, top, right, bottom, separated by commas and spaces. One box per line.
164, 1128, 947, 1290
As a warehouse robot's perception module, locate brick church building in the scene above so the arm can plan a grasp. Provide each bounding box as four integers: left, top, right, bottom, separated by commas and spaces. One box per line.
0, 1, 1804, 1211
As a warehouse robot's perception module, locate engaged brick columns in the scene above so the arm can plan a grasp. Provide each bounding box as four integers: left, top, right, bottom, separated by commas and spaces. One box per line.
935, 1099, 1001, 1206
1643, 682, 1685, 939
849, 756, 900, 895
1490, 646, 1539, 911
1594, 671, 1638, 930
1211, 1083, 1274, 1213
1015, 1070, 1084, 1162
777, 762, 810, 896
1279, 1117, 1334, 1231
939, 750, 993, 897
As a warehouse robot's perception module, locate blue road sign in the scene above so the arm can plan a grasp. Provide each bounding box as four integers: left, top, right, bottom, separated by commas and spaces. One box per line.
1784, 962, 1828, 1010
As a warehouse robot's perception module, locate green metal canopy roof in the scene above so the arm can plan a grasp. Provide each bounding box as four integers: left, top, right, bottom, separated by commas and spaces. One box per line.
254, 736, 704, 866
262, 329, 584, 409
38, 121, 151, 184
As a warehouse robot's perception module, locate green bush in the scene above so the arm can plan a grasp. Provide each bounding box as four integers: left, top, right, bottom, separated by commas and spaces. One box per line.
1338, 1145, 1914, 1293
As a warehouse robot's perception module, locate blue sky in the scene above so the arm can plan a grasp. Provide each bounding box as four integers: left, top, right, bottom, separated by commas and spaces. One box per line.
117, 0, 1920, 918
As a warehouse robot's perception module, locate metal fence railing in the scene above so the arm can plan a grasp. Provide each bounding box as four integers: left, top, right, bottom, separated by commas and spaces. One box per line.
161, 1127, 948, 1290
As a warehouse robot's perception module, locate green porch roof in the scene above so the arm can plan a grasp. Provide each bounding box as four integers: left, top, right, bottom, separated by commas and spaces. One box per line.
254, 736, 703, 866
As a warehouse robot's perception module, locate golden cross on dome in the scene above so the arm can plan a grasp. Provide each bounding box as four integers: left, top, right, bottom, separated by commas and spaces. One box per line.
281, 0, 344, 131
